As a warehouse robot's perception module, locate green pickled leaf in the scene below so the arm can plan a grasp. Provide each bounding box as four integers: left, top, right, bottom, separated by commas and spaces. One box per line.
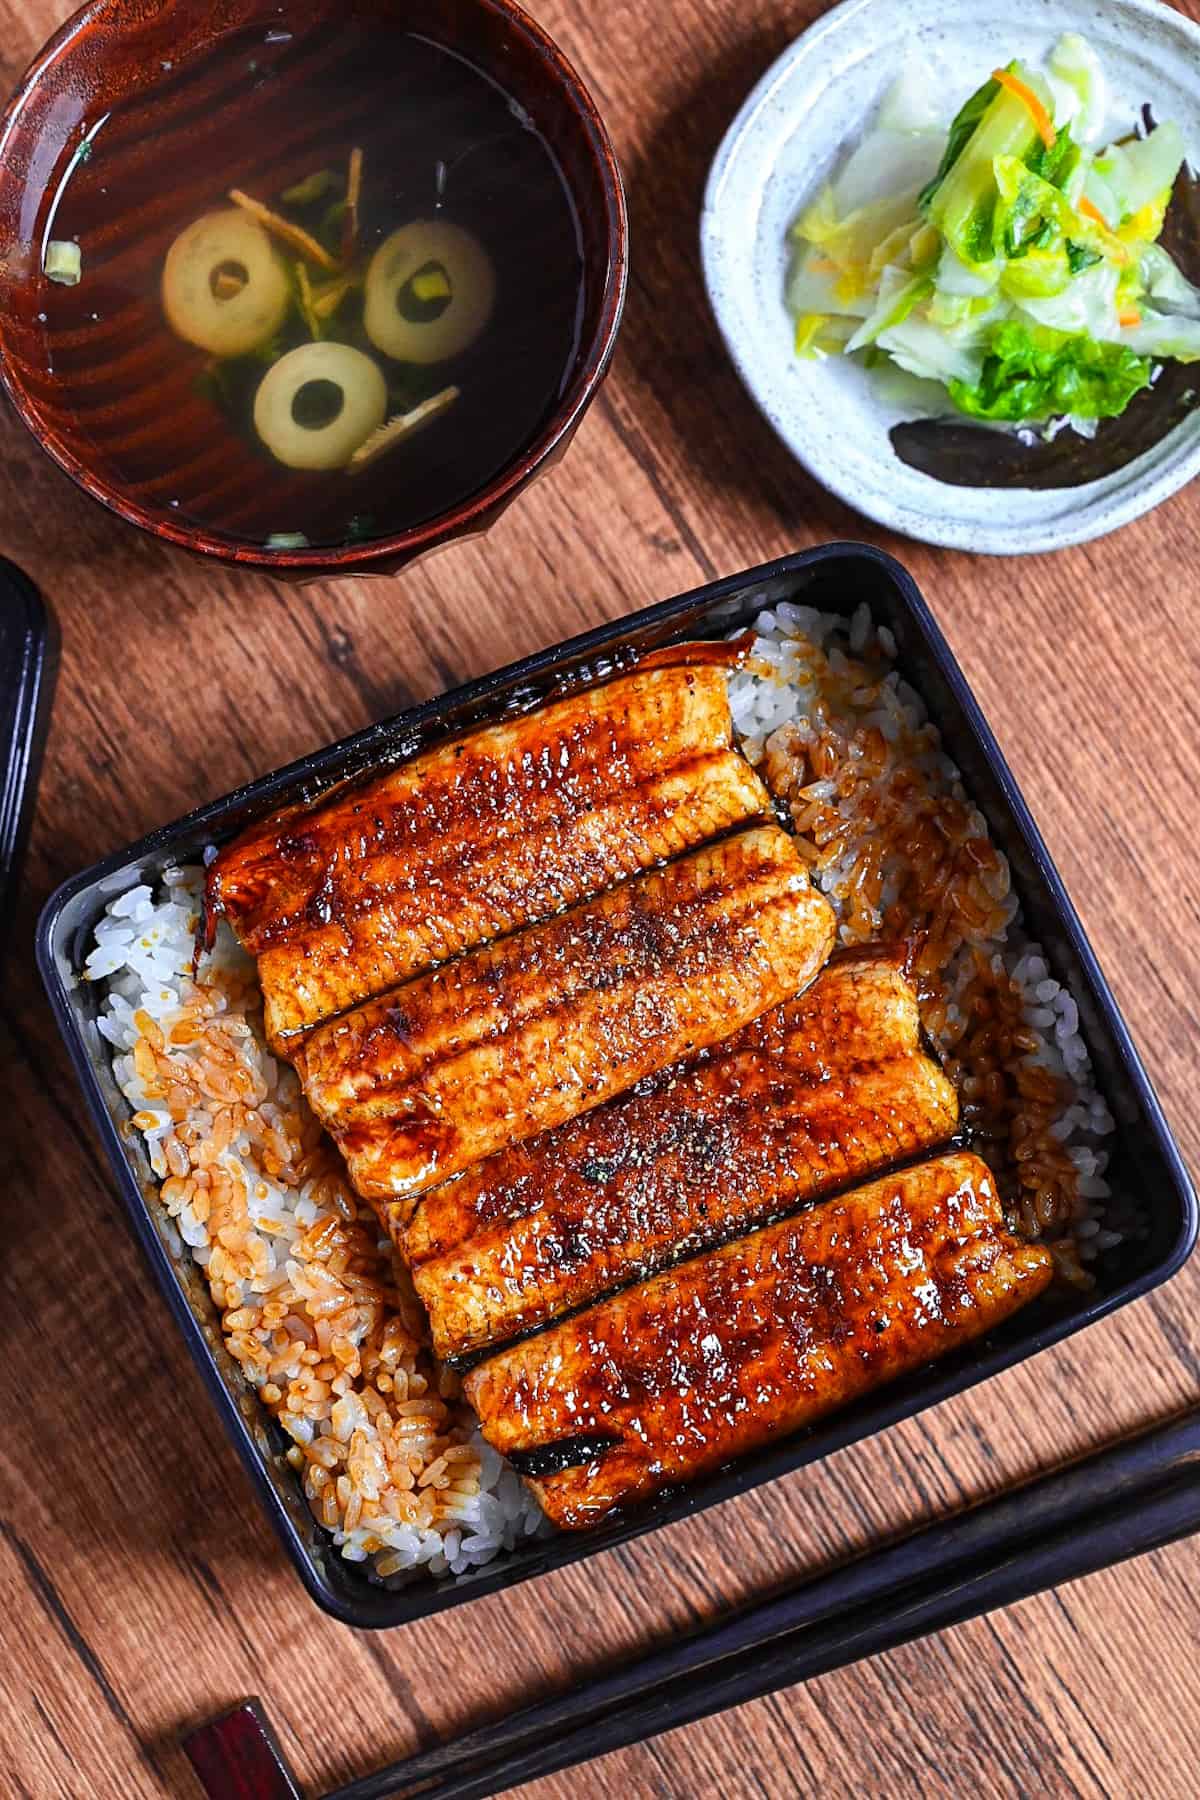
1000, 246, 1072, 300
1025, 219, 1058, 251
919, 76, 1000, 210
1095, 124, 1185, 223
926, 68, 1055, 265
846, 269, 935, 352
994, 143, 1083, 263
1047, 33, 1108, 145
1027, 130, 1079, 193
1067, 240, 1103, 274
948, 320, 1152, 421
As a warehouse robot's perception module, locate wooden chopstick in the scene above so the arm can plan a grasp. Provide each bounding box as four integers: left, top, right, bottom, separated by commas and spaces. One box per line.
325, 1408, 1200, 1800
184, 1409, 1200, 1800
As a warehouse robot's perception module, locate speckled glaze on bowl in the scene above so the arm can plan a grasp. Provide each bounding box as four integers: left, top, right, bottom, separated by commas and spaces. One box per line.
0, 0, 627, 578
701, 0, 1200, 555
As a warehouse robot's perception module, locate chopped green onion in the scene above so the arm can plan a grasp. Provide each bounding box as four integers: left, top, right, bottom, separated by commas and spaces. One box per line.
281, 169, 341, 206
44, 240, 82, 285
412, 267, 452, 303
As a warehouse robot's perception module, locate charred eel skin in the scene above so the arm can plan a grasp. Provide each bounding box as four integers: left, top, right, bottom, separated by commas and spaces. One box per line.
403, 954, 959, 1360
295, 826, 837, 1205
464, 1152, 1053, 1529
206, 661, 771, 1050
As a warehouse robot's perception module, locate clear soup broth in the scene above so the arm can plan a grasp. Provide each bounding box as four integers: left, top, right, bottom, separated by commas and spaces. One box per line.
36, 21, 585, 550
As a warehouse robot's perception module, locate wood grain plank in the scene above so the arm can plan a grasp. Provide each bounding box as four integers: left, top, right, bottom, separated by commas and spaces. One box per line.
2, 0, 1199, 1795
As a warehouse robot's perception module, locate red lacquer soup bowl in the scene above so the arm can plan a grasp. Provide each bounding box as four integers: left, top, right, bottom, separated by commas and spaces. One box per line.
0, 0, 627, 576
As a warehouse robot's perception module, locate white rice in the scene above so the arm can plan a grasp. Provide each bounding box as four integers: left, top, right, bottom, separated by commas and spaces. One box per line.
91, 868, 542, 1582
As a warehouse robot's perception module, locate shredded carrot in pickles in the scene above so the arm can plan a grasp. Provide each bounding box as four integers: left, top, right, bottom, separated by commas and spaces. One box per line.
1077, 195, 1132, 265
991, 69, 1057, 151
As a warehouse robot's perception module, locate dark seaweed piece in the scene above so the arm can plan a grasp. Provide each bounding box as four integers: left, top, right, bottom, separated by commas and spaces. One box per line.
890, 367, 1199, 489
507, 1434, 620, 1478
318, 199, 349, 258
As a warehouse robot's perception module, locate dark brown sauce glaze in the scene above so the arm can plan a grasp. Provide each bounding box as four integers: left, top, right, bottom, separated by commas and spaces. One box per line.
402, 953, 959, 1361
199, 633, 759, 979
202, 646, 761, 956
891, 144, 1200, 489
294, 827, 834, 1202
627, 629, 756, 674
463, 1153, 1055, 1521
418, 1055, 956, 1358
202, 660, 775, 1047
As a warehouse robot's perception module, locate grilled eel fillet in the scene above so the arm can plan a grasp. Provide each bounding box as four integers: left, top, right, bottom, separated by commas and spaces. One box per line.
464, 1151, 1053, 1528
205, 662, 770, 1049
401, 954, 960, 1360
294, 826, 836, 1204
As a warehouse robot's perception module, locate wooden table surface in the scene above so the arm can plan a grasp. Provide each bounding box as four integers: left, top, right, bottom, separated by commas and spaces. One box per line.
3, 0, 1199, 1794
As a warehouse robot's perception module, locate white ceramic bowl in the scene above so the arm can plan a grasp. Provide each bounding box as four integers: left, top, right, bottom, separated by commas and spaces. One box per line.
701, 0, 1200, 554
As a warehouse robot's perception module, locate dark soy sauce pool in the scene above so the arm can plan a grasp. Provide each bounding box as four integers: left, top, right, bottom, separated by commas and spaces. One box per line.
37, 22, 585, 548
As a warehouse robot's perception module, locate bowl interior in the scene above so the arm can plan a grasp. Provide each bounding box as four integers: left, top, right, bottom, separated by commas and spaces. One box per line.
701, 0, 1200, 554
0, 0, 625, 567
